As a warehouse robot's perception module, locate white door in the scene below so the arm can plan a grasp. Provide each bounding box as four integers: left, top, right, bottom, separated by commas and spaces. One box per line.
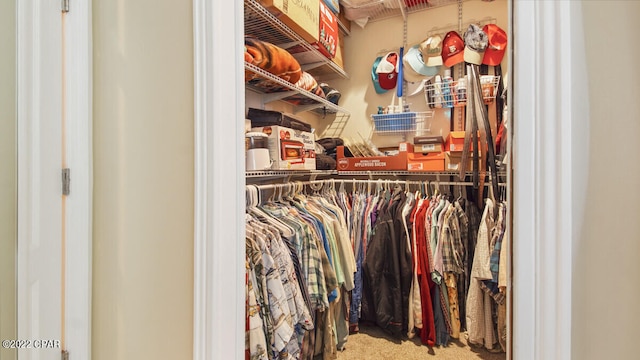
17, 1, 92, 359
17, 0, 63, 358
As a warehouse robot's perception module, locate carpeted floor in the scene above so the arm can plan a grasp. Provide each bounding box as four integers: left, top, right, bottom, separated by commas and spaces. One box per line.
337, 324, 506, 360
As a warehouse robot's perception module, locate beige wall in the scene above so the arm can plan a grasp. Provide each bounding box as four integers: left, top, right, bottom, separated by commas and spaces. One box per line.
573, 1, 640, 359
0, 0, 16, 359
92, 1, 194, 359
331, 0, 508, 147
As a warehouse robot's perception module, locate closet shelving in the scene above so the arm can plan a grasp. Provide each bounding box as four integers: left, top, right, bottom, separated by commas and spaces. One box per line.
341, 0, 467, 23
245, 0, 348, 79
244, 0, 351, 116
245, 63, 350, 115
246, 169, 506, 180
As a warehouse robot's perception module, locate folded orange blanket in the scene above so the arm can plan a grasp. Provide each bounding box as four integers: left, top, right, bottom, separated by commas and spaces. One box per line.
245, 36, 302, 84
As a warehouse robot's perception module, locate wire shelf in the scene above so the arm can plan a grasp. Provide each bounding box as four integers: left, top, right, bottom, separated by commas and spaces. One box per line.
245, 62, 350, 115
244, 0, 348, 80
341, 0, 465, 24
371, 110, 434, 135
423, 75, 500, 109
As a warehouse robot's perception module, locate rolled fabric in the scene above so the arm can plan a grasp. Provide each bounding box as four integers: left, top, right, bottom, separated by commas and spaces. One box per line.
295, 71, 326, 98
244, 35, 302, 84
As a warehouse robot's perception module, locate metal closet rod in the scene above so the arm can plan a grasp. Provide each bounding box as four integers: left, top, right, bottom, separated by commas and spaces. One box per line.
249, 178, 506, 192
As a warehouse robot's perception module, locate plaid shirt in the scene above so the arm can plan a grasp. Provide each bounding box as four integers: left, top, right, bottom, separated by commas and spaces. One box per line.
246, 232, 273, 352
254, 220, 315, 355
249, 226, 295, 356
260, 205, 329, 312
247, 259, 269, 360
441, 205, 466, 274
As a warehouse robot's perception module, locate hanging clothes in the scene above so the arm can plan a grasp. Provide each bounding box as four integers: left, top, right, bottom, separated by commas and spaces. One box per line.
361, 187, 413, 336
245, 180, 509, 358
412, 197, 437, 347
466, 198, 497, 350
245, 185, 359, 360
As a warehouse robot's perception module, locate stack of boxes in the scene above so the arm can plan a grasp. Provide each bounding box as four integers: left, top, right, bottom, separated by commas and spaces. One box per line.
260, 0, 344, 71
407, 136, 445, 171
335, 131, 485, 173
405, 131, 483, 172
444, 131, 482, 171
251, 125, 316, 170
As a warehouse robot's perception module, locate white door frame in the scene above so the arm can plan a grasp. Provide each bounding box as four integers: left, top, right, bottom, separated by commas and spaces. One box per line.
61, 1, 93, 359
17, 0, 92, 359
192, 0, 246, 359
193, 1, 583, 360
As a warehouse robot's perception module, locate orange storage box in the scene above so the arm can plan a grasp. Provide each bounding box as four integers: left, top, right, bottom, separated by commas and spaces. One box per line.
336, 143, 410, 171
445, 131, 482, 152
445, 131, 465, 152
407, 152, 445, 172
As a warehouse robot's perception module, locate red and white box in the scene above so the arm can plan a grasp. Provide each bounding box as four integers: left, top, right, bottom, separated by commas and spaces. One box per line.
252, 125, 316, 170
289, 1, 339, 61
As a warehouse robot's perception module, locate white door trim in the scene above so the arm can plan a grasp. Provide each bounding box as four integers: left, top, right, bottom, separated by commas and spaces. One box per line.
512, 0, 580, 359
17, 0, 92, 359
192, 0, 246, 359
62, 2, 93, 359
193, 1, 580, 360
17, 1, 64, 357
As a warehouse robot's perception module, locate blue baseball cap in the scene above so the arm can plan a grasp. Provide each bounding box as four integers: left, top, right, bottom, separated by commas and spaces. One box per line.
371, 56, 388, 94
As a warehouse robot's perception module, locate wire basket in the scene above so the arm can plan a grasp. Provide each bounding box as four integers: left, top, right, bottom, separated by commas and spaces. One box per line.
371, 111, 434, 135
423, 75, 501, 109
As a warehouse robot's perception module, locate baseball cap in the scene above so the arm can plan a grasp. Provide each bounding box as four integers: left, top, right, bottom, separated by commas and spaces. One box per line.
463, 24, 489, 65
371, 56, 388, 94
482, 24, 507, 66
403, 45, 439, 78
441, 31, 465, 68
376, 52, 399, 90
405, 79, 426, 97
420, 35, 443, 67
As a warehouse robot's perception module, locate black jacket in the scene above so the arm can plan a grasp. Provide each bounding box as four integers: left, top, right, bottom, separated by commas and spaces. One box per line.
361, 189, 413, 336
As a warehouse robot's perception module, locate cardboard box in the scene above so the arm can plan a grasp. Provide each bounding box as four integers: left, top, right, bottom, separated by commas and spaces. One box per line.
336, 143, 410, 171
407, 152, 445, 172
445, 151, 483, 172
413, 135, 444, 154
337, 4, 351, 33
317, 1, 339, 58
288, 2, 339, 61
445, 131, 466, 152
445, 131, 481, 152
260, 0, 320, 44
252, 125, 316, 170
323, 0, 339, 14
332, 32, 345, 70
413, 143, 444, 154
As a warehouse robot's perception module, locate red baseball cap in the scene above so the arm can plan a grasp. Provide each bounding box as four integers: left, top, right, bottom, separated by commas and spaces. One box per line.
375, 52, 399, 90
441, 31, 465, 68
482, 24, 507, 66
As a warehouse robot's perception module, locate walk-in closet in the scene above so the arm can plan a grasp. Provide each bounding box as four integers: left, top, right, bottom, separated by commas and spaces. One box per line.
243, 0, 511, 359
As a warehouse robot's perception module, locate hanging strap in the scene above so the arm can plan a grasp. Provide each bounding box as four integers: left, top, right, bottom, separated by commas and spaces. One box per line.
471, 64, 499, 201
459, 64, 499, 202
495, 64, 504, 126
